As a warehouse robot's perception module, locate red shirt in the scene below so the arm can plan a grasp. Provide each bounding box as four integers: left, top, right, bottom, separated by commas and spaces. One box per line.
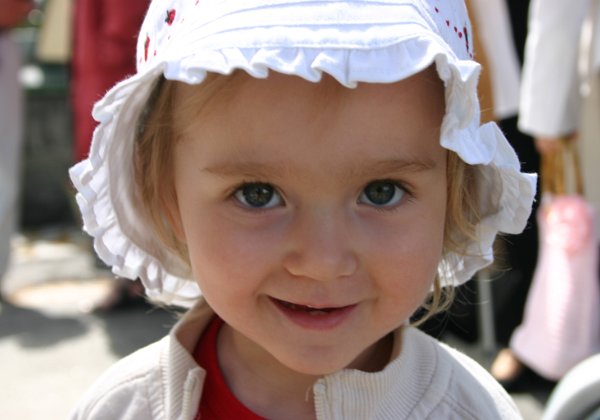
194, 317, 266, 420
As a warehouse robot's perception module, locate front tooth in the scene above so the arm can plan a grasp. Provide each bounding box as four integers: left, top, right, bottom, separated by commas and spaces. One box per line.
282, 301, 304, 311
309, 310, 328, 316
280, 300, 334, 313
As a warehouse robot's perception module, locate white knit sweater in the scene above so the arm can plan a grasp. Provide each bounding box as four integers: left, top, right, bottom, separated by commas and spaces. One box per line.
70, 299, 521, 419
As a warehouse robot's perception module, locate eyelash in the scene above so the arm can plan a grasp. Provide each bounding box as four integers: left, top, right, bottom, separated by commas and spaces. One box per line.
228, 179, 413, 211
358, 179, 413, 212
229, 181, 285, 211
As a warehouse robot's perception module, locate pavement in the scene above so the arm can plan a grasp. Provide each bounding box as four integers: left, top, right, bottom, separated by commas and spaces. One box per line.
0, 226, 554, 419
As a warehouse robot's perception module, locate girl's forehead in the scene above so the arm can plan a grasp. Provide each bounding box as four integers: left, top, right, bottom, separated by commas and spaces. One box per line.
173, 69, 446, 172
174, 67, 444, 126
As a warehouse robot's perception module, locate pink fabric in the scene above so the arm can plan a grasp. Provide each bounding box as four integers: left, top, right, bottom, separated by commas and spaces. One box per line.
511, 195, 600, 381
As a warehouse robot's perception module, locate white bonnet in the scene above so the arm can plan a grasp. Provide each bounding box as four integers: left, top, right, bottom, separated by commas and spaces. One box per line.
70, 0, 536, 307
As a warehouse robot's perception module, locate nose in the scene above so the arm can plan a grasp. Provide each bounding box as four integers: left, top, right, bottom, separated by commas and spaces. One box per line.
282, 208, 359, 281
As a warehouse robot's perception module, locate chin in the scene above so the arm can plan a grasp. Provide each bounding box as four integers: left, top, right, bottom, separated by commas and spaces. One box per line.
274, 348, 364, 377
288, 363, 347, 378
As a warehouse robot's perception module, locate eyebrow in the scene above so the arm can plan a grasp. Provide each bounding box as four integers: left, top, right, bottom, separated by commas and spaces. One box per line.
202, 157, 438, 180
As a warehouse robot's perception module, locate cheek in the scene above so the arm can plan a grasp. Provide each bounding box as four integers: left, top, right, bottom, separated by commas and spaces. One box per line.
366, 200, 446, 305
374, 236, 442, 322
180, 206, 282, 285
379, 223, 443, 285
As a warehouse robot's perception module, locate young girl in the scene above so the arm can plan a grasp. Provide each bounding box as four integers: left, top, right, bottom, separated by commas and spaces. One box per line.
70, 0, 536, 418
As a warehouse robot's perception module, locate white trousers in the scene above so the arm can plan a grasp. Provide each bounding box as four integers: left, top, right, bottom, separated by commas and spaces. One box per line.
0, 33, 23, 281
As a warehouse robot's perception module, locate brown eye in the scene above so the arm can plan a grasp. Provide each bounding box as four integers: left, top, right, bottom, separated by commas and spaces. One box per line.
359, 181, 404, 207
234, 183, 282, 208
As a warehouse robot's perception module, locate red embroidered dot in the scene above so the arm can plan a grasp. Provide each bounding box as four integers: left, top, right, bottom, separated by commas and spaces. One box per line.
165, 9, 176, 25
458, 32, 463, 38
434, 7, 439, 12
454, 26, 457, 32
446, 20, 450, 26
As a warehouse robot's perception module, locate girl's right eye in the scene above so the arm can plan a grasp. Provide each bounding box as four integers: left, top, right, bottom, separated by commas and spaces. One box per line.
233, 183, 283, 209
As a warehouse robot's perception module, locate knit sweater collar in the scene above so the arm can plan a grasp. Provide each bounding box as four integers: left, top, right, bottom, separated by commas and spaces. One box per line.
163, 298, 442, 419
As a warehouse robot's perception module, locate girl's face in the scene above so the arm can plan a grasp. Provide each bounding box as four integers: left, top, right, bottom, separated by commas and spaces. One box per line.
172, 69, 447, 379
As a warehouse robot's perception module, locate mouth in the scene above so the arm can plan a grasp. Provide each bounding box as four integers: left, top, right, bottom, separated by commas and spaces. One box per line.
270, 297, 357, 330
277, 300, 343, 314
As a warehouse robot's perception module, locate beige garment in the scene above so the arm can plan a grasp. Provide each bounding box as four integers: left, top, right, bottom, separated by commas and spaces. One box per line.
577, 5, 600, 240
465, 0, 495, 124
36, 0, 73, 63
70, 298, 521, 419
0, 34, 23, 279
467, 0, 522, 121
580, 71, 600, 240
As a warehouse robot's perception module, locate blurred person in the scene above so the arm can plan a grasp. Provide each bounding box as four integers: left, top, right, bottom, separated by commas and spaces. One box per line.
488, 0, 543, 362
419, 0, 542, 354
491, 0, 542, 352
467, 0, 543, 383
492, 0, 600, 384
70, 0, 149, 310
433, 0, 543, 385
0, 0, 34, 296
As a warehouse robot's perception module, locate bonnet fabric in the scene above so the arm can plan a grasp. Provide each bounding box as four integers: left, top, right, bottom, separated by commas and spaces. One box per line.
70, 0, 537, 307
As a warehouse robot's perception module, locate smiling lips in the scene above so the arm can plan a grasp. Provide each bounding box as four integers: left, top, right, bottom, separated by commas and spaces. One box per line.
271, 298, 357, 330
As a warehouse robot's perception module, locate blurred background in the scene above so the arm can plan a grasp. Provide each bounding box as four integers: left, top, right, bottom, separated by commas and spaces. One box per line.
1, 2, 181, 418
10, 0, 73, 229
1, 0, 598, 419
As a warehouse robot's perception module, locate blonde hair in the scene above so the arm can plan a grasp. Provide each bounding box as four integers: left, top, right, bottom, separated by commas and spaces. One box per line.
414, 151, 479, 325
134, 72, 481, 322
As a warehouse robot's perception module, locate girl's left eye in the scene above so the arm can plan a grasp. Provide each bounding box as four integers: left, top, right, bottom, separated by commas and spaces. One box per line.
233, 183, 283, 209
358, 180, 405, 207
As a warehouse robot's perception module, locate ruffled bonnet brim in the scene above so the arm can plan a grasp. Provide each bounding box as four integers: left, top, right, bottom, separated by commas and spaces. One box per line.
70, 1, 536, 307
